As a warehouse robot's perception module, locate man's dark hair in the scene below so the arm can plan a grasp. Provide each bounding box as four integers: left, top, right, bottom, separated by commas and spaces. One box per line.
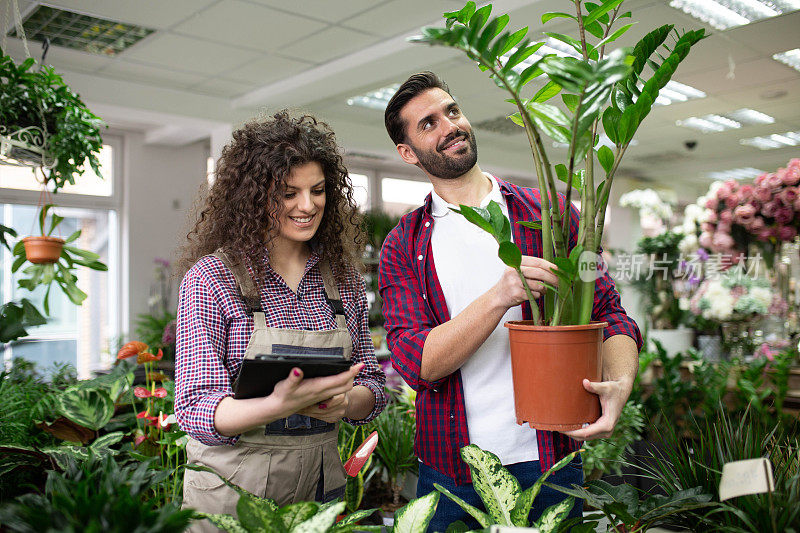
384, 71, 451, 146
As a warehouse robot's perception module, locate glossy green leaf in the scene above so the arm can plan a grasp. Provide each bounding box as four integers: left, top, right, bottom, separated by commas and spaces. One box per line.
497, 27, 528, 57
585, 20, 604, 39
517, 220, 542, 230
498, 241, 522, 269
452, 205, 495, 236
584, 0, 625, 26
602, 106, 621, 144
597, 145, 614, 174
596, 23, 635, 49
486, 200, 508, 239
541, 12, 576, 24
531, 80, 561, 103
543, 32, 583, 56
561, 94, 579, 113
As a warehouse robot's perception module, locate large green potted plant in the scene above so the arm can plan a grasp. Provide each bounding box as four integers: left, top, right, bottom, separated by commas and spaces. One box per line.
0, 47, 104, 191
412, 0, 704, 429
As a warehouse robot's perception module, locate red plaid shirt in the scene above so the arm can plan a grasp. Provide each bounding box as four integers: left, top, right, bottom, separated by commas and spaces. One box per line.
379, 177, 642, 484
175, 252, 387, 446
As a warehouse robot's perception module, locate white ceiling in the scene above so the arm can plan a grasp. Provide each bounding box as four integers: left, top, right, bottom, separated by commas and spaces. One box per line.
3, 0, 800, 198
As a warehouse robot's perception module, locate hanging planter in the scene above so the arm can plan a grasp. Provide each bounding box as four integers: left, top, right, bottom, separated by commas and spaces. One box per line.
12, 204, 108, 314
0, 50, 104, 191
22, 234, 64, 264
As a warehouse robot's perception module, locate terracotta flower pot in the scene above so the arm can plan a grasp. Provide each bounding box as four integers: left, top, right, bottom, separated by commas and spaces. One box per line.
505, 320, 607, 431
22, 235, 65, 264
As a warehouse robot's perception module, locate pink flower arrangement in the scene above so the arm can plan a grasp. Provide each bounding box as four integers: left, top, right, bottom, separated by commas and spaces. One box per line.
699, 158, 800, 258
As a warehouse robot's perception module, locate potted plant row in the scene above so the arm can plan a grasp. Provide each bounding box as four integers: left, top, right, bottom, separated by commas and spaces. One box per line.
412, 0, 704, 429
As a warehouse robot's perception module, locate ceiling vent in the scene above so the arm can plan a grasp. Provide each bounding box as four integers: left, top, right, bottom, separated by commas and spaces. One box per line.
7, 5, 155, 56
474, 115, 524, 136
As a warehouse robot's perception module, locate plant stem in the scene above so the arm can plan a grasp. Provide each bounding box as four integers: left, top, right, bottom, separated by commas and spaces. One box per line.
573, 0, 590, 60
516, 267, 542, 325
594, 143, 629, 251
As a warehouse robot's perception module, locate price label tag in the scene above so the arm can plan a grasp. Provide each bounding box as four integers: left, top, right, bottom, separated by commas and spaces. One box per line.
719, 458, 774, 501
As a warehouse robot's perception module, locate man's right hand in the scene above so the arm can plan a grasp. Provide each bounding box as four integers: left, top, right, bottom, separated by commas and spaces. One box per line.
491, 255, 559, 309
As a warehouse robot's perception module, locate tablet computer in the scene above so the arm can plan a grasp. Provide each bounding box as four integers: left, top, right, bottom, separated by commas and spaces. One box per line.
232, 354, 353, 400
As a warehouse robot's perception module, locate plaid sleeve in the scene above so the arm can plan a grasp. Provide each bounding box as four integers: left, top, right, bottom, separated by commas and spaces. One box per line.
174, 264, 238, 446
379, 225, 446, 392
564, 200, 643, 351
344, 273, 387, 425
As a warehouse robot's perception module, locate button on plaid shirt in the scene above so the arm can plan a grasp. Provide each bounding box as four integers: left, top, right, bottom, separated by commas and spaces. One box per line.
379, 176, 642, 484
175, 252, 387, 446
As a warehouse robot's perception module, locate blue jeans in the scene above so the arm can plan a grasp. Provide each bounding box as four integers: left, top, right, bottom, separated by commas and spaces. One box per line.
417, 458, 583, 533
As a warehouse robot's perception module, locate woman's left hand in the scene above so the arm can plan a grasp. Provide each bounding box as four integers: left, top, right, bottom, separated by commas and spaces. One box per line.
297, 392, 349, 422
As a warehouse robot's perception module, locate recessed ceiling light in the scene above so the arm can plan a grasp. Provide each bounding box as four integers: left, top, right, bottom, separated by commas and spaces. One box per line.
346, 84, 400, 110
773, 48, 800, 72
669, 0, 800, 30
8, 5, 155, 56
706, 167, 764, 180
740, 131, 800, 150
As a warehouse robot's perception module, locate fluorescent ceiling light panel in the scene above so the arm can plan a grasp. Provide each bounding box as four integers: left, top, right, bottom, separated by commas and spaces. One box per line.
669, 0, 800, 29
8, 5, 155, 56
725, 108, 775, 125
677, 108, 774, 133
346, 84, 400, 110
706, 167, 764, 180
773, 48, 800, 72
740, 131, 800, 149
677, 115, 741, 133
654, 81, 707, 106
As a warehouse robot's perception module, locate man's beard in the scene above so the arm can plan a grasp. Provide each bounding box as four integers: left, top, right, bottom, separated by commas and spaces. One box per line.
412, 129, 478, 180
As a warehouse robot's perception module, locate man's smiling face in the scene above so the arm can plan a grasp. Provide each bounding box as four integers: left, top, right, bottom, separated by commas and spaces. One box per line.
397, 88, 478, 179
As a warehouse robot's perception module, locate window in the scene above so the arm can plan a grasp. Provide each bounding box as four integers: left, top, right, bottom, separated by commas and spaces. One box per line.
381, 177, 433, 216
348, 173, 369, 210
1, 139, 121, 378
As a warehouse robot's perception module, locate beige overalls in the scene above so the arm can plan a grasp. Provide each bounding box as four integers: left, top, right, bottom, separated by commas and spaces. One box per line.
182, 252, 351, 532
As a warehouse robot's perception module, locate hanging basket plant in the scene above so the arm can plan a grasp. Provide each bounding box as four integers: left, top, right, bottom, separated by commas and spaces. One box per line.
0, 48, 105, 190
12, 204, 108, 314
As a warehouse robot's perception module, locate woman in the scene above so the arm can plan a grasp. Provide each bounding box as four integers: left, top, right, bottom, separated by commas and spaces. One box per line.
175, 111, 386, 529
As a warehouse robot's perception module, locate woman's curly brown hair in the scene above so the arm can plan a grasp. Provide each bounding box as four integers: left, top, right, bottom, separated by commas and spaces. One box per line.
179, 111, 364, 287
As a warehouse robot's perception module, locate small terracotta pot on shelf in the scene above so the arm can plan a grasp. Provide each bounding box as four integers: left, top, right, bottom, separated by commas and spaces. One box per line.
505, 320, 607, 431
22, 235, 65, 264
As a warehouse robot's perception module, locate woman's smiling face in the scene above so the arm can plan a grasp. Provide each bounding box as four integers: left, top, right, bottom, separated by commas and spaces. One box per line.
274, 161, 326, 246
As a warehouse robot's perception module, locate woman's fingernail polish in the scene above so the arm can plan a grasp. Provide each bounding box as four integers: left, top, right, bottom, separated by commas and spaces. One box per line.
293, 369, 301, 377
319, 403, 327, 409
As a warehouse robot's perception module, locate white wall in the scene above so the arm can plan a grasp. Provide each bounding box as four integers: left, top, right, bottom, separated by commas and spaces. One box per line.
121, 131, 208, 336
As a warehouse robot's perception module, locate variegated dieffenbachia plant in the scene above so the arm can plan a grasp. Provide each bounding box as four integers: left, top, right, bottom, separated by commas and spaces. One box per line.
186, 464, 440, 533
434, 444, 599, 532
414, 1, 705, 326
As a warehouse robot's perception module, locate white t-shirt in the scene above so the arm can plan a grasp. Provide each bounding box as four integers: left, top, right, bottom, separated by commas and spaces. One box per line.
430, 174, 539, 465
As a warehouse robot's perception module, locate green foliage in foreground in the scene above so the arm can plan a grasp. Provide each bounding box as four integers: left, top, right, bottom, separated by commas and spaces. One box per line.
0, 454, 193, 532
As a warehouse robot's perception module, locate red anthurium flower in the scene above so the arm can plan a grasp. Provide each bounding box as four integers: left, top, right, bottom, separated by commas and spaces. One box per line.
133, 387, 151, 398
117, 341, 148, 360
158, 412, 171, 431
153, 387, 168, 398
137, 348, 164, 364
136, 410, 158, 424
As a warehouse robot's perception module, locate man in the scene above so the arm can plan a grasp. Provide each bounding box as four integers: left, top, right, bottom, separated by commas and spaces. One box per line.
378, 72, 642, 531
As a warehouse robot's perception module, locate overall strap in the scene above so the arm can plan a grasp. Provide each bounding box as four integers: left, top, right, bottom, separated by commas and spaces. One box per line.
318, 259, 347, 330
211, 250, 262, 314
